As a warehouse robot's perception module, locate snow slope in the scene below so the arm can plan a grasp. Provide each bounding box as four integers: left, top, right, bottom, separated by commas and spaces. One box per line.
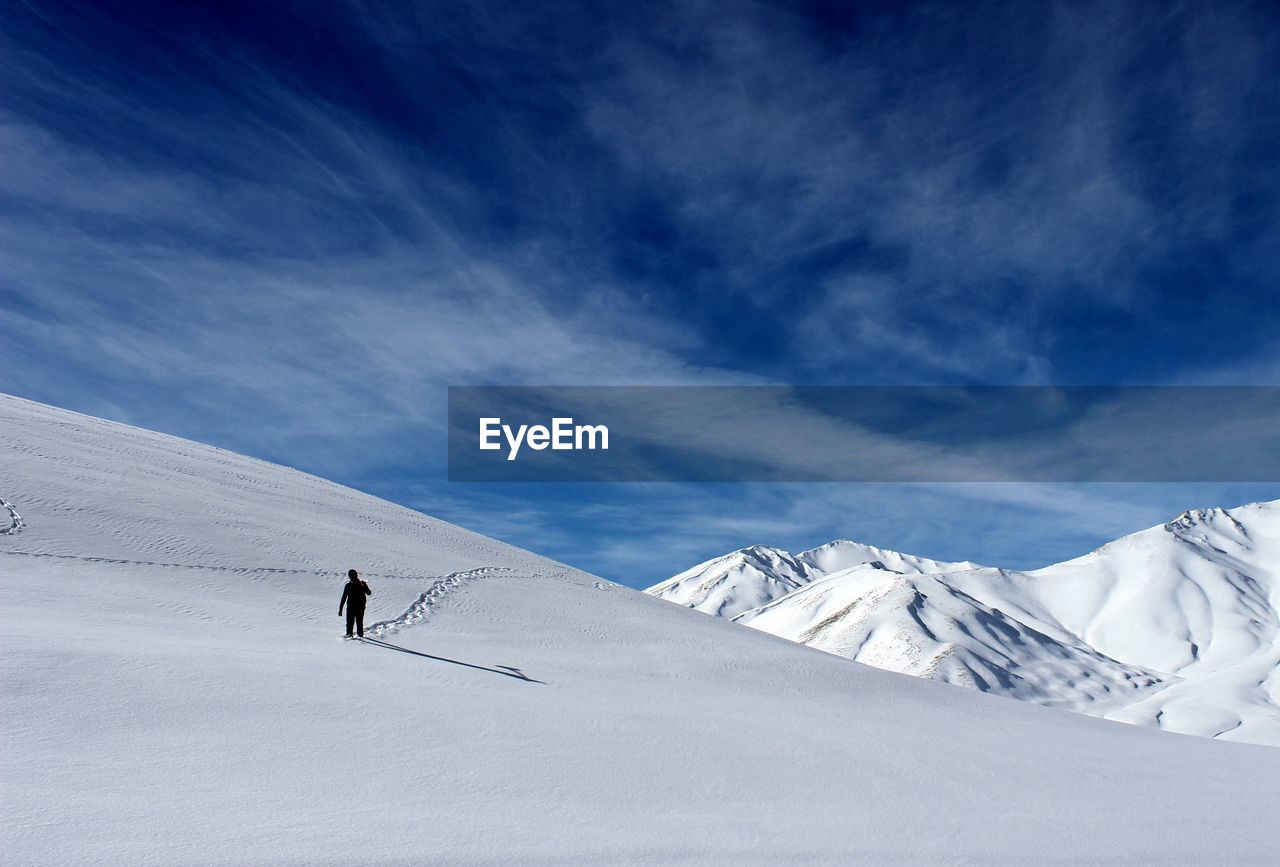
5, 392, 1280, 864
650, 504, 1280, 746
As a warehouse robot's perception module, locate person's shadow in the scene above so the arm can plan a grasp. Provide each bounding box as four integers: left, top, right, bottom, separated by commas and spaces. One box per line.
359, 636, 544, 683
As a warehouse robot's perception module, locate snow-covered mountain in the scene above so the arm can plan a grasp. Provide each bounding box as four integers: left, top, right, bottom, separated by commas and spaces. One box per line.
649, 503, 1280, 745
6, 392, 1280, 864
648, 539, 981, 618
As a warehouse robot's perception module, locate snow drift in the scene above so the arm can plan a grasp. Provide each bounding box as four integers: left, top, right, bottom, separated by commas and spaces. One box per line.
4, 393, 1280, 864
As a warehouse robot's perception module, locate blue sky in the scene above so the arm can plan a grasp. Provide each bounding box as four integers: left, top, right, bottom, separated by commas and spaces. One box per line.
3, 0, 1279, 586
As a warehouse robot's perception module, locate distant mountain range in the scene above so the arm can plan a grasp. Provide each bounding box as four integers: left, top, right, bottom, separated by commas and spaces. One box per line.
648, 502, 1280, 746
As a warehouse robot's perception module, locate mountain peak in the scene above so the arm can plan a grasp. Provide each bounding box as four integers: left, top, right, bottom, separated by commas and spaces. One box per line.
1163, 505, 1254, 539
651, 496, 1280, 746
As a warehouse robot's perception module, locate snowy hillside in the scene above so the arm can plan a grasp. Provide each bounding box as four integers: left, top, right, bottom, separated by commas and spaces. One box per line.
5, 393, 1280, 865
650, 504, 1280, 746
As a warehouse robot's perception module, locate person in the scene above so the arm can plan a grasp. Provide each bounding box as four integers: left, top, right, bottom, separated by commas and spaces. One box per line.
339, 569, 373, 638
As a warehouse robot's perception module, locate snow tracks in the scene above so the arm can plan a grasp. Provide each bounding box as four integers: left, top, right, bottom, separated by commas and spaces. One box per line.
366, 566, 521, 638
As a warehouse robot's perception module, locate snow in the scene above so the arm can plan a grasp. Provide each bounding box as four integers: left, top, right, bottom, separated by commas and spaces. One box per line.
650, 503, 1280, 746
645, 540, 981, 619
733, 565, 1163, 709
645, 545, 814, 618
5, 392, 1280, 864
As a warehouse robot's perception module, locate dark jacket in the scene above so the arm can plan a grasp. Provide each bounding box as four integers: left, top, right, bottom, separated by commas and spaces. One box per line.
339, 579, 372, 614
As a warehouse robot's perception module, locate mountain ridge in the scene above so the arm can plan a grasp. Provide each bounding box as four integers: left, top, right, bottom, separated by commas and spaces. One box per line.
648, 499, 1280, 745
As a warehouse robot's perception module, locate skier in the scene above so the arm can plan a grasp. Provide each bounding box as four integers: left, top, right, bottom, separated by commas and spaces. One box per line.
339, 569, 373, 638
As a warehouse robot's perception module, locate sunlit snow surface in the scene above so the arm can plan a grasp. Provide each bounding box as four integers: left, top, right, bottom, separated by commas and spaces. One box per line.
4, 393, 1280, 864
650, 505, 1280, 746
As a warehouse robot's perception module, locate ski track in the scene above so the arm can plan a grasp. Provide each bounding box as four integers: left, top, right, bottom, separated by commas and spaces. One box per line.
0, 547, 498, 583
2, 546, 561, 636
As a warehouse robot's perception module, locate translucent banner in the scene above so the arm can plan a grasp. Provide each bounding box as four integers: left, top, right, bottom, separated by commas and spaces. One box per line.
447, 386, 1280, 482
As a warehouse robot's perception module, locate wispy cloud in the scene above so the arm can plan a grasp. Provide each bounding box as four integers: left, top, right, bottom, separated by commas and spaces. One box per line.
418, 480, 1280, 587
2, 0, 1277, 582
577, 1, 1280, 382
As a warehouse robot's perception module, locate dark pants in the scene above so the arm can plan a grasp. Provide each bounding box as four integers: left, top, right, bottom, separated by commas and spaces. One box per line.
345, 606, 365, 637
